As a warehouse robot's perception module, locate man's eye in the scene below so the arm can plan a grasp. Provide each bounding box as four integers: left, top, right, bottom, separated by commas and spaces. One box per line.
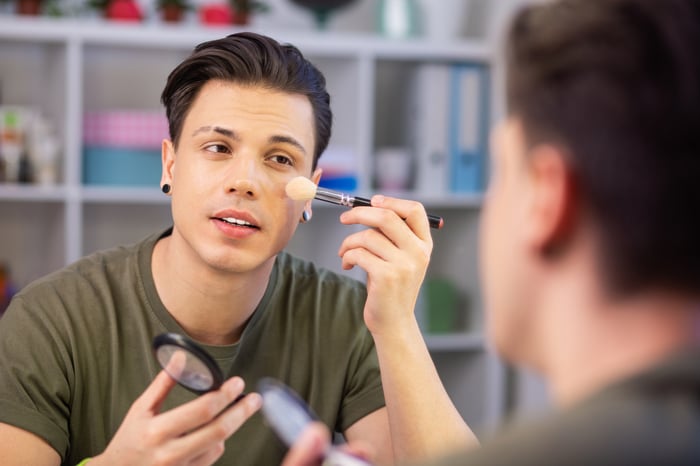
205, 144, 230, 154
269, 154, 293, 166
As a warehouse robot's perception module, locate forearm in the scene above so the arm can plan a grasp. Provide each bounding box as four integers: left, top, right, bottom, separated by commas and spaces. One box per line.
373, 320, 478, 463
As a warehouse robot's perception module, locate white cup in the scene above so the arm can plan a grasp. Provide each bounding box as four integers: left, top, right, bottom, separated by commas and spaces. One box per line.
375, 147, 412, 191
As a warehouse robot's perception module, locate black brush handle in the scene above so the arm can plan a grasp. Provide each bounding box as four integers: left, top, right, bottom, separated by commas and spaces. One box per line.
352, 196, 444, 230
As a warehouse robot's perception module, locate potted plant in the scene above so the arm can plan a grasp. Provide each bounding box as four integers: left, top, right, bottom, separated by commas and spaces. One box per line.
157, 0, 192, 23
87, 0, 142, 21
229, 0, 268, 25
14, 0, 44, 15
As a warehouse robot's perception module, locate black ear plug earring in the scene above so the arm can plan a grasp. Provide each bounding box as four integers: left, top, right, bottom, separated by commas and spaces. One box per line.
301, 210, 311, 223
162, 184, 171, 194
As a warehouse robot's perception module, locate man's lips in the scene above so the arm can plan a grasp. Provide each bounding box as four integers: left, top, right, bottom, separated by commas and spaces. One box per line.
212, 210, 260, 229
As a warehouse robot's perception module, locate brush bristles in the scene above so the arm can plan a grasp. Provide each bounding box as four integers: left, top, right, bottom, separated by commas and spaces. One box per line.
285, 176, 318, 201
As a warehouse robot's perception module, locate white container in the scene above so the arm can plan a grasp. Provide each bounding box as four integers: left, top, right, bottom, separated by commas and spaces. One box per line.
378, 0, 418, 38
374, 147, 413, 191
416, 0, 471, 40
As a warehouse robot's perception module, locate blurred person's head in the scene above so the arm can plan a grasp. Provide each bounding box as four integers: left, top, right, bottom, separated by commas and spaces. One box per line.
481, 0, 700, 368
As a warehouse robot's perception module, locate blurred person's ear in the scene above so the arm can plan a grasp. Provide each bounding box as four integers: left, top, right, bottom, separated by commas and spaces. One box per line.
524, 145, 578, 258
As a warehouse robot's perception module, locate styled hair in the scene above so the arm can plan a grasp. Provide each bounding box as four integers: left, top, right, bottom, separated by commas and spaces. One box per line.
506, 0, 700, 295
161, 32, 332, 169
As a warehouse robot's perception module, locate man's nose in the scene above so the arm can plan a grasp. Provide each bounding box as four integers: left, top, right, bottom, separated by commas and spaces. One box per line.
225, 157, 260, 198
228, 178, 257, 197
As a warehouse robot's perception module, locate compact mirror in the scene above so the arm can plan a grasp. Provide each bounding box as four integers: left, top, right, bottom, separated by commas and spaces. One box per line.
257, 378, 372, 466
258, 377, 318, 446
153, 332, 224, 394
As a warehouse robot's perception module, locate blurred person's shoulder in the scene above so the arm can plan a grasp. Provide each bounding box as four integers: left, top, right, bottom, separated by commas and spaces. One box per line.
432, 347, 700, 466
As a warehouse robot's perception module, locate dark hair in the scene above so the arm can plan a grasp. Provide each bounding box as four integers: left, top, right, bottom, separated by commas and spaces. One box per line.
506, 0, 700, 296
161, 32, 332, 169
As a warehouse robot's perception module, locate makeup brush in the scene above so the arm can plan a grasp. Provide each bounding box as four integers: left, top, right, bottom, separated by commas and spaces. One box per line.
286, 176, 444, 230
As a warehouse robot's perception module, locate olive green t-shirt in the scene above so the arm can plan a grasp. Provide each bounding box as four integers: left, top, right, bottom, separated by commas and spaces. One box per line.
0, 229, 384, 465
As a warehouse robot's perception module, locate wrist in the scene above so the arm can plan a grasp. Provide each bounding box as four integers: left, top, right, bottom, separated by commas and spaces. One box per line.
371, 317, 424, 350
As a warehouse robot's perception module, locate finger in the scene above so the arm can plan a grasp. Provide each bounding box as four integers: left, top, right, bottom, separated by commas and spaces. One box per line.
338, 229, 430, 282
132, 369, 179, 415
338, 228, 398, 264
339, 207, 432, 264
281, 422, 331, 466
153, 376, 247, 438
340, 196, 432, 243
372, 195, 433, 241
340, 247, 390, 276
165, 349, 187, 380
164, 392, 262, 461
337, 441, 374, 462
338, 214, 430, 263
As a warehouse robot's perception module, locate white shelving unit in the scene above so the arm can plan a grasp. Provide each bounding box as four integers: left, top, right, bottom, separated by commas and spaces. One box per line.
0, 15, 504, 434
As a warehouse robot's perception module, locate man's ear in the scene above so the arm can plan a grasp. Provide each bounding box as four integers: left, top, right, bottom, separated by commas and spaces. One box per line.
161, 139, 176, 187
525, 145, 577, 257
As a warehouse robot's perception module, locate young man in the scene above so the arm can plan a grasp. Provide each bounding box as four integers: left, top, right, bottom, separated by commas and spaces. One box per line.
0, 32, 432, 465
285, 0, 700, 464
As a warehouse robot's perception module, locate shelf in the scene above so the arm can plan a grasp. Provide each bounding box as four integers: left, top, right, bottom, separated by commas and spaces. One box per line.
425, 332, 485, 352
80, 186, 170, 204
0, 184, 67, 202
0, 15, 493, 61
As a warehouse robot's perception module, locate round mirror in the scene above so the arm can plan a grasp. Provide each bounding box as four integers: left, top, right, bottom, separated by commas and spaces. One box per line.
153, 333, 224, 393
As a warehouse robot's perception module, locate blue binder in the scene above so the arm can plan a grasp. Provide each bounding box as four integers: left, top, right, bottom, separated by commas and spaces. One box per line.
448, 63, 490, 193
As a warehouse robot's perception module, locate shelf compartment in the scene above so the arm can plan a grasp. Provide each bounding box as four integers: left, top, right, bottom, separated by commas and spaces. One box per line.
432, 350, 502, 434
0, 37, 68, 186
82, 146, 162, 187
0, 201, 66, 288
82, 203, 171, 255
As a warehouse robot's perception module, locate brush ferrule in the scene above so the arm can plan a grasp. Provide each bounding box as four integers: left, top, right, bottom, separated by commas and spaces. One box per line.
315, 188, 355, 207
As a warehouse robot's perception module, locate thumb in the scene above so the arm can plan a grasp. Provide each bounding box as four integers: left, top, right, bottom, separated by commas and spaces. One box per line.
282, 422, 331, 466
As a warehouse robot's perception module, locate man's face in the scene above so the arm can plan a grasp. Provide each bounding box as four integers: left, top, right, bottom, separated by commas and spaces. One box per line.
162, 80, 320, 274
480, 118, 535, 362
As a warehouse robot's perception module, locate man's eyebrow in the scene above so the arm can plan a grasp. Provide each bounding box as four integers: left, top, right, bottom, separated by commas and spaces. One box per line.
192, 126, 240, 140
269, 135, 308, 156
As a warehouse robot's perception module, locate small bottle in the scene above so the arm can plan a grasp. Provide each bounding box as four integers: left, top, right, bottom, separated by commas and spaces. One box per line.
378, 0, 418, 38
29, 114, 59, 185
0, 144, 5, 182
18, 139, 33, 184
0, 109, 22, 183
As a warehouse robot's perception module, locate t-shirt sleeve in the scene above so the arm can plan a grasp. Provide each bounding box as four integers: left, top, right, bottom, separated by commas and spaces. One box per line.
336, 287, 385, 432
0, 292, 73, 459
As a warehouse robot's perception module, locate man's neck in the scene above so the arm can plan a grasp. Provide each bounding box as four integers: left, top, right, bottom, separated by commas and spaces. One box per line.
538, 272, 700, 407
151, 233, 275, 346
